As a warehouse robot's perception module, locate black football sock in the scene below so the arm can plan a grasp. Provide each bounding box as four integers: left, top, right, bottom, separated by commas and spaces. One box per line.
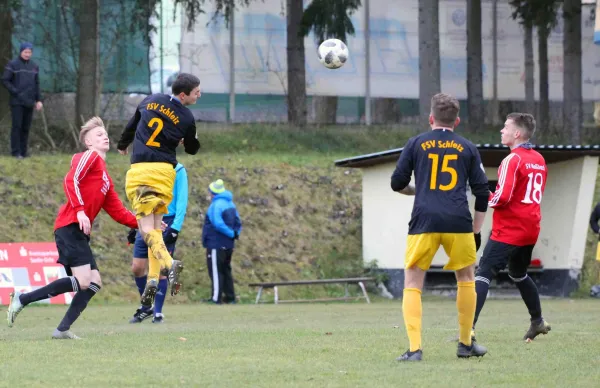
19, 276, 80, 306
473, 277, 491, 327
56, 282, 101, 332
513, 275, 542, 321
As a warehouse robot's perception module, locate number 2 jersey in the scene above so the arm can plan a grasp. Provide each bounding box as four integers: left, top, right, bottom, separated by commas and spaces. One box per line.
489, 144, 547, 246
391, 129, 490, 234
117, 93, 201, 167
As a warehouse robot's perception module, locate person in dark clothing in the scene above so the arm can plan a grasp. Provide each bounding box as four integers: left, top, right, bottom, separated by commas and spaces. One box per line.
202, 179, 242, 304
1, 42, 43, 158
590, 202, 600, 262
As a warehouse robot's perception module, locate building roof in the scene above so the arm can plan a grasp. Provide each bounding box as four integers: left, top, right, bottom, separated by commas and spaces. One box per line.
334, 144, 600, 168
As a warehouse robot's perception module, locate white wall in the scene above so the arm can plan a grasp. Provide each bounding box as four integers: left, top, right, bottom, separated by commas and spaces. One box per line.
362, 156, 599, 270
180, 0, 600, 100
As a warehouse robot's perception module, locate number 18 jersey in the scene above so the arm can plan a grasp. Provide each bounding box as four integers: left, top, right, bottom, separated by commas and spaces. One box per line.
488, 145, 547, 246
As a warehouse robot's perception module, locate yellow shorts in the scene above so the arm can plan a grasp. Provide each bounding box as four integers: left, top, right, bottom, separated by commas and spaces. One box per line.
596, 242, 600, 262
125, 163, 176, 219
405, 233, 477, 271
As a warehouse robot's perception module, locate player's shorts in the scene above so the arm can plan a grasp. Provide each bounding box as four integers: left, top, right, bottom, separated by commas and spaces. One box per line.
133, 215, 176, 258
476, 239, 534, 278
125, 162, 175, 219
595, 241, 600, 262
54, 223, 98, 275
405, 232, 476, 271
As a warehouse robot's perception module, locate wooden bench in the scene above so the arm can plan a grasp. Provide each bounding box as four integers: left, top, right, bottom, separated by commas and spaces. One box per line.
248, 277, 375, 304
425, 264, 544, 290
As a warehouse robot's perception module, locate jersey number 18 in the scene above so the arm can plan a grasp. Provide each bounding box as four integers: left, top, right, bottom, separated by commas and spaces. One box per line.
522, 172, 544, 204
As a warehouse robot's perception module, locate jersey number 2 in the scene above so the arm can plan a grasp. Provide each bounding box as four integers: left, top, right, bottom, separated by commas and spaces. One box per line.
522, 172, 543, 204
146, 118, 164, 147
428, 154, 458, 191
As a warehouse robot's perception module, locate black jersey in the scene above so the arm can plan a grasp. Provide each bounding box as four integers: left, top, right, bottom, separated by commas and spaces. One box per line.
117, 94, 200, 167
391, 129, 489, 234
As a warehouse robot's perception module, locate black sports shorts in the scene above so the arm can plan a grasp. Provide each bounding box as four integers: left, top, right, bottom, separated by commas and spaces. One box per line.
476, 239, 534, 278
55, 223, 98, 276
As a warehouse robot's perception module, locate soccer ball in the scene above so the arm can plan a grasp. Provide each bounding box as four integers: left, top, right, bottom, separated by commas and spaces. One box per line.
317, 39, 349, 69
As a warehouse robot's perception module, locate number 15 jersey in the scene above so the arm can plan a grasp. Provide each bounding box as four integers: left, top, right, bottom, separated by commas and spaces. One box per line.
488, 145, 547, 246
392, 129, 489, 234
117, 93, 200, 167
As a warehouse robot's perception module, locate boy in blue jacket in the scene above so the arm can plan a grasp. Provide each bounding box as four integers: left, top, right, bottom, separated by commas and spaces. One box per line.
202, 179, 242, 304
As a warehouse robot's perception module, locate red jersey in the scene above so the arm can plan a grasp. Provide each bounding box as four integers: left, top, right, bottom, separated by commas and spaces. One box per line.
488, 146, 547, 246
54, 150, 138, 232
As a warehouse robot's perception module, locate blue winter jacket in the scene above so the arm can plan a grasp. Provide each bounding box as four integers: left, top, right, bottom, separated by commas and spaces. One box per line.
202, 190, 242, 249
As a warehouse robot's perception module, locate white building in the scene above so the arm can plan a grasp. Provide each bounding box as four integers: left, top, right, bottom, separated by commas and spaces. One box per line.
335, 145, 600, 297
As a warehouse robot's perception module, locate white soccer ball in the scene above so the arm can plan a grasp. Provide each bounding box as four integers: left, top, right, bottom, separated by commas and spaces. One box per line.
317, 39, 349, 69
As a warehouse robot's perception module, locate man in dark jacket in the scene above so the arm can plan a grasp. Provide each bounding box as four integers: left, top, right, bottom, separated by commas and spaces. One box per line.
202, 179, 242, 304
590, 202, 600, 262
1, 42, 43, 158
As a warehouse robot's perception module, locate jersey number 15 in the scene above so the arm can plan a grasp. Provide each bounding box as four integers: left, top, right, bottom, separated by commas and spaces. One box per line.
428, 154, 458, 191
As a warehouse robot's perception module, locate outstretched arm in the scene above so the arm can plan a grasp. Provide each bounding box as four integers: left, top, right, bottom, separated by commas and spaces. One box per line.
103, 184, 138, 229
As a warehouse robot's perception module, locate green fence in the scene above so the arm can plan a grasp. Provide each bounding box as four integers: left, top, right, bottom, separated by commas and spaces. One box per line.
10, 0, 150, 94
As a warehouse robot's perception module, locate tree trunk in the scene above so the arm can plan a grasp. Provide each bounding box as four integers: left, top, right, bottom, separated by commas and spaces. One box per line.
0, 0, 13, 123
372, 98, 401, 124
286, 0, 307, 127
537, 25, 550, 137
75, 0, 100, 125
466, 0, 483, 132
418, 0, 440, 125
524, 24, 535, 115
312, 96, 337, 124
563, 0, 582, 144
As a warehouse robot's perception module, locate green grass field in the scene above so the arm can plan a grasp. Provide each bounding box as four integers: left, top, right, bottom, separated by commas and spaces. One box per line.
1, 298, 599, 387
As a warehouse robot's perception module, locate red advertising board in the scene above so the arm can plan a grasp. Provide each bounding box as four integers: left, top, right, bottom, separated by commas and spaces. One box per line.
0, 243, 73, 305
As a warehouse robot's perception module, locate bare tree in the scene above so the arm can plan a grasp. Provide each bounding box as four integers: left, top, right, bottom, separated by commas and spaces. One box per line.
563, 0, 581, 143
523, 24, 535, 115
418, 0, 440, 125
301, 0, 361, 125
287, 0, 307, 127
76, 0, 100, 124
510, 0, 560, 138
467, 0, 483, 132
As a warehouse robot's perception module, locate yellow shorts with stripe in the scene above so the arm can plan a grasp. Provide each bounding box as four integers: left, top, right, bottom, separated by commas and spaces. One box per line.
596, 242, 600, 262
125, 163, 175, 219
405, 233, 477, 271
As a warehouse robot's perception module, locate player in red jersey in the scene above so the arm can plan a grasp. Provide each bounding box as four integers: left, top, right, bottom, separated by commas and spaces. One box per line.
472, 113, 551, 342
6, 117, 138, 339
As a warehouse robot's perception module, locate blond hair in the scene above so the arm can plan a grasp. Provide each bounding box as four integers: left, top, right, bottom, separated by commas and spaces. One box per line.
430, 93, 460, 127
79, 116, 105, 146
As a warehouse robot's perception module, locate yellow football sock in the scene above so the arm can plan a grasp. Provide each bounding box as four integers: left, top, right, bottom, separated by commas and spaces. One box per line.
144, 229, 174, 276
147, 249, 160, 283
457, 281, 476, 346
402, 288, 422, 352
